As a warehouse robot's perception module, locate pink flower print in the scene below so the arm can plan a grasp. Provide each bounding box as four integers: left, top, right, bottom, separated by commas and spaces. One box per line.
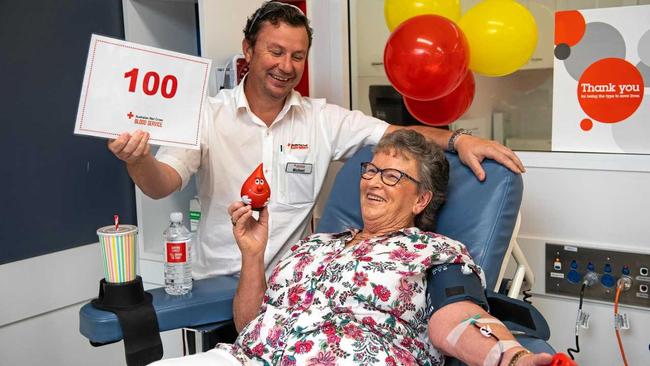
251, 343, 265, 357
352, 243, 372, 257
249, 319, 263, 339
414, 243, 427, 250
397, 277, 415, 303
390, 307, 403, 318
373, 285, 391, 302
314, 265, 325, 276
400, 337, 413, 348
269, 267, 281, 284
342, 323, 364, 340
352, 271, 369, 287
296, 254, 314, 271
358, 256, 372, 262
325, 286, 335, 298
306, 351, 337, 366
460, 245, 470, 256
326, 334, 341, 345
266, 326, 283, 347
361, 316, 376, 327
421, 256, 433, 267
322, 321, 337, 336
389, 248, 419, 263
290, 244, 299, 252
393, 346, 417, 366
281, 355, 297, 366
288, 284, 306, 306
294, 340, 314, 354
302, 290, 315, 308
385, 356, 397, 366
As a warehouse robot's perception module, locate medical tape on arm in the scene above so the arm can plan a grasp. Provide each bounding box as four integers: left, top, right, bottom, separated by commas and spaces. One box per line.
446, 316, 503, 346
447, 315, 518, 366
483, 340, 520, 366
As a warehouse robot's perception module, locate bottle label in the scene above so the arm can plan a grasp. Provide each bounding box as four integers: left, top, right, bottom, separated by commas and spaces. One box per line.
189, 211, 201, 232
166, 242, 187, 263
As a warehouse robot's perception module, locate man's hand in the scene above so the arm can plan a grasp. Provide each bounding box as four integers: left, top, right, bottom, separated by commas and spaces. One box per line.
454, 134, 525, 181
107, 130, 151, 165
228, 201, 269, 258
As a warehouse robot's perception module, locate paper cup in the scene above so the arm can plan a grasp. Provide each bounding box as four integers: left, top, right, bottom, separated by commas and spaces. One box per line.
96, 225, 138, 283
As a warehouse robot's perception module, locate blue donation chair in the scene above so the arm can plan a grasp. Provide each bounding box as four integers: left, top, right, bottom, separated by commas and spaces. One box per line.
318, 146, 554, 361
79, 146, 553, 361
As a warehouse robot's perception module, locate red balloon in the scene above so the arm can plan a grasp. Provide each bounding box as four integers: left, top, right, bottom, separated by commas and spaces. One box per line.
403, 71, 475, 126
240, 163, 270, 210
384, 14, 469, 101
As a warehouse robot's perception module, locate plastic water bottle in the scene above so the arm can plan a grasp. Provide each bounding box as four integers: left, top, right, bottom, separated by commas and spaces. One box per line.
164, 212, 192, 295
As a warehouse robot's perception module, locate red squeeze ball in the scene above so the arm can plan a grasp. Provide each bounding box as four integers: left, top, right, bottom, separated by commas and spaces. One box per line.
240, 163, 270, 210
550, 353, 577, 366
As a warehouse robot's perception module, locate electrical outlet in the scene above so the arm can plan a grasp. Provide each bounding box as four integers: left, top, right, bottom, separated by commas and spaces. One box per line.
545, 243, 650, 308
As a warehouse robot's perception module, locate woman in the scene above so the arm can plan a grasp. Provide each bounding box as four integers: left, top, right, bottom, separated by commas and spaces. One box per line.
154, 130, 551, 366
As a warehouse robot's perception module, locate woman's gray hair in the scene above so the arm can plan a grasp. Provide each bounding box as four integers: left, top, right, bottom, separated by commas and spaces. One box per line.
374, 129, 449, 231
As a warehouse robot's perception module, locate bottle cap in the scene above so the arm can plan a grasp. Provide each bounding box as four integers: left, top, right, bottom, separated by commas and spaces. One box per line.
170, 212, 183, 222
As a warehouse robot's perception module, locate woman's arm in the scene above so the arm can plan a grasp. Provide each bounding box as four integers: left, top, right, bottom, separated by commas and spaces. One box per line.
228, 202, 269, 332
428, 301, 553, 366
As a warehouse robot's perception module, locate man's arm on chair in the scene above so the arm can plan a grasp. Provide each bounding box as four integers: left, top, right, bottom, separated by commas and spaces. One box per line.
384, 125, 524, 181
428, 301, 553, 366
229, 203, 269, 332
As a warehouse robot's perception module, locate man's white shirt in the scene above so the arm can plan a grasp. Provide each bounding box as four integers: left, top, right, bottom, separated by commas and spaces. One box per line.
156, 81, 388, 278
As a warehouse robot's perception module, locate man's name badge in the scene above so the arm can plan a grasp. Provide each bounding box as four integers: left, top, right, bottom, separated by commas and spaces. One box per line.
286, 163, 313, 174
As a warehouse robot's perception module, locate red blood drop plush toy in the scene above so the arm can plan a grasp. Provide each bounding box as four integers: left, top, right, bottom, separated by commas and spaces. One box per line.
240, 163, 270, 210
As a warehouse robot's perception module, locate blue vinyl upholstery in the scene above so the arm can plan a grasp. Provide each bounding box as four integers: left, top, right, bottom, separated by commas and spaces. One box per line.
79, 275, 238, 344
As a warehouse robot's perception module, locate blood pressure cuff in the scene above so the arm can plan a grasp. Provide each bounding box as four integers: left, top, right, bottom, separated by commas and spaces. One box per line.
425, 264, 489, 319
91, 276, 163, 366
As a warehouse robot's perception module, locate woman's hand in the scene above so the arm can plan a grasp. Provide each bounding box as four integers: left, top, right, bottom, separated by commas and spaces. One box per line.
228, 201, 269, 258
513, 352, 554, 366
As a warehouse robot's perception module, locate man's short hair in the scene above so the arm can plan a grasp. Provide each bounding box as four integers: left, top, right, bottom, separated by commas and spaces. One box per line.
244, 1, 313, 49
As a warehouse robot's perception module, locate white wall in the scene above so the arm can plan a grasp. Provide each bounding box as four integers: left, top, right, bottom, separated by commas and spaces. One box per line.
516, 152, 650, 365
0, 244, 128, 366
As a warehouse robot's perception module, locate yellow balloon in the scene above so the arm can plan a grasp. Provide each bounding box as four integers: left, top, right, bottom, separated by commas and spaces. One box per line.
458, 0, 538, 77
384, 0, 461, 32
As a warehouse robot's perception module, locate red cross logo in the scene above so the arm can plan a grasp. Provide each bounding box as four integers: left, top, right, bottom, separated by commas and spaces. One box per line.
127, 112, 134, 119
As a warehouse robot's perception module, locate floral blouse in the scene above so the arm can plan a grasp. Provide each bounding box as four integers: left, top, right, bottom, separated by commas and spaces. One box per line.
217, 227, 485, 366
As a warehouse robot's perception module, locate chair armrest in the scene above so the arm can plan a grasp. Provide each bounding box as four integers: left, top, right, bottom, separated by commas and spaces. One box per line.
79, 275, 238, 344
486, 290, 550, 341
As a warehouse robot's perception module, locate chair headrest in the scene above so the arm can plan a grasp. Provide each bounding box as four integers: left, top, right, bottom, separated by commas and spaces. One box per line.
317, 146, 523, 290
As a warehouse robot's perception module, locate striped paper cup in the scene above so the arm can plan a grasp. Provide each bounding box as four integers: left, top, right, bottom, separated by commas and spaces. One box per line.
96, 225, 138, 283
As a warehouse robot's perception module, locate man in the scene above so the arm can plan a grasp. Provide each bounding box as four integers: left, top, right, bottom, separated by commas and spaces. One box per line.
109, 1, 525, 279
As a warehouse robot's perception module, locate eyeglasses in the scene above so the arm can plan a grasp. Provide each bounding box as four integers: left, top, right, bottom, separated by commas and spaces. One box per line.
360, 162, 421, 186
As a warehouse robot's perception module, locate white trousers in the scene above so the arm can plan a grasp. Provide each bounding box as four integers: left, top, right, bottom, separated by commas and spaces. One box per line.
149, 348, 260, 366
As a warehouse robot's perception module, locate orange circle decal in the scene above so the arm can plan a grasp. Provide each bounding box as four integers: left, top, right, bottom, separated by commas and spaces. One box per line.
555, 11, 586, 46
577, 58, 644, 123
